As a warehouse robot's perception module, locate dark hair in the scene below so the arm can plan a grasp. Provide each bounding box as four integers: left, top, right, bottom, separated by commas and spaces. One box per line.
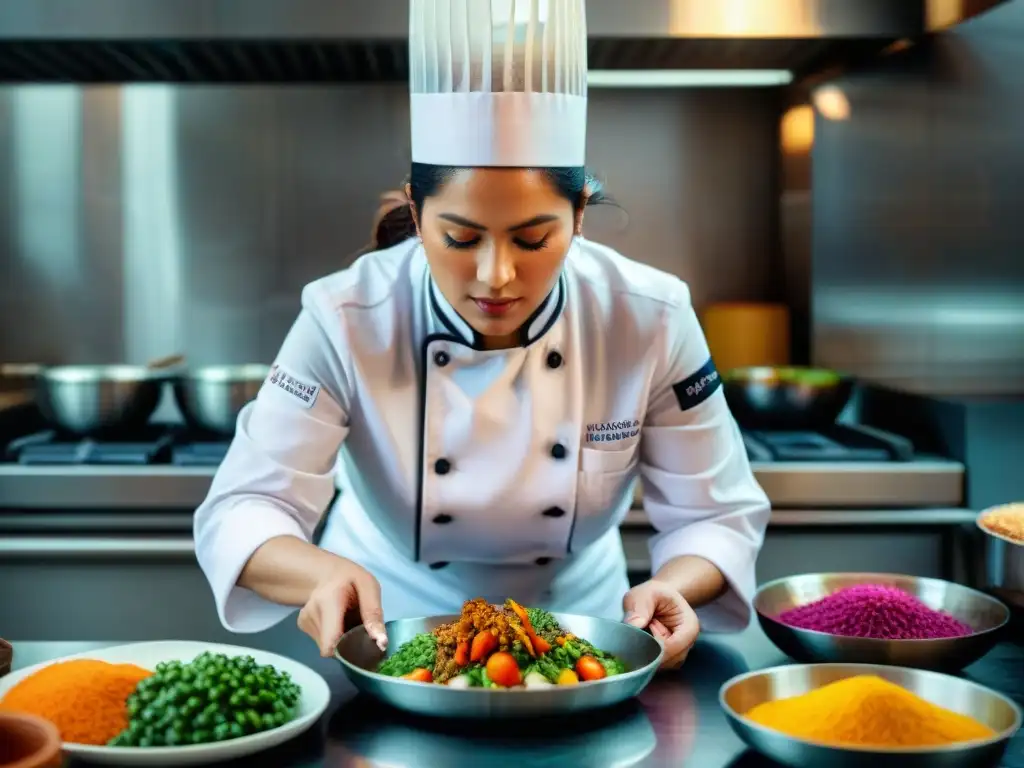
370, 163, 612, 251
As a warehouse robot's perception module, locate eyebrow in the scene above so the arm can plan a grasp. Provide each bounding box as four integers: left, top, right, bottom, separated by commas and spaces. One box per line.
438, 213, 559, 232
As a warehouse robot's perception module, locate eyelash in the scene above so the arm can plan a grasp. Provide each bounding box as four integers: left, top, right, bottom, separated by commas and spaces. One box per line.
442, 234, 550, 252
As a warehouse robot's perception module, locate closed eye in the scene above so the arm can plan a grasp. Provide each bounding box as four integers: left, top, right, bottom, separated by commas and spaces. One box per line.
443, 233, 481, 250
514, 236, 550, 252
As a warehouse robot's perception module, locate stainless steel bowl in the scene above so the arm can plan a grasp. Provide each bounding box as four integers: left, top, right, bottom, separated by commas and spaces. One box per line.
335, 612, 664, 718
35, 365, 168, 435
754, 573, 1009, 672
720, 662, 1022, 768
173, 365, 269, 436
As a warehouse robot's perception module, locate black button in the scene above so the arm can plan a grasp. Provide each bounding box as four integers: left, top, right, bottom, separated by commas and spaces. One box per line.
550, 443, 567, 460
542, 507, 565, 518
429, 561, 449, 570
434, 458, 451, 475
432, 513, 453, 524
433, 350, 450, 367
536, 557, 552, 565
546, 351, 563, 369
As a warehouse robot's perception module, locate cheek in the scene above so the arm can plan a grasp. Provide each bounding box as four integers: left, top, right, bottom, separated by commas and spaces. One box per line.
423, 242, 476, 286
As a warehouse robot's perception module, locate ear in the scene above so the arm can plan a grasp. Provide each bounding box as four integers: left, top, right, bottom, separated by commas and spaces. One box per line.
574, 183, 592, 236
405, 183, 423, 239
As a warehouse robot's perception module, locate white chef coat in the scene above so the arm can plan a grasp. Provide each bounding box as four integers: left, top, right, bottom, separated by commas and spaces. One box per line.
193, 237, 770, 636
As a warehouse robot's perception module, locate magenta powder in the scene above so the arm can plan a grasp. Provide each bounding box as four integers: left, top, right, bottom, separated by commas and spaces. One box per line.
776, 584, 973, 640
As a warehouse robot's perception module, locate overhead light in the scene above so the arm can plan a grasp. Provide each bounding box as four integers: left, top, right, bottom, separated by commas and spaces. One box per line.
587, 69, 793, 88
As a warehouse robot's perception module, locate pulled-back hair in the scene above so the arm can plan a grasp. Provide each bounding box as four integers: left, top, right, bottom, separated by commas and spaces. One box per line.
369, 164, 612, 251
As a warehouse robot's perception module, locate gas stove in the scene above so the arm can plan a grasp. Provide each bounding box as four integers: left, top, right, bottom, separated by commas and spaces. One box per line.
0, 422, 915, 467
2, 426, 229, 467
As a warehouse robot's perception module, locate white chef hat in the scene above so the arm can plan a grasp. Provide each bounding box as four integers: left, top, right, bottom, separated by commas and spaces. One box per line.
409, 0, 588, 168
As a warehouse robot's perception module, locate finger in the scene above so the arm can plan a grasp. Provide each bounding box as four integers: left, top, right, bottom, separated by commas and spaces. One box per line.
354, 575, 388, 651
622, 588, 655, 629
317, 594, 346, 658
649, 618, 670, 638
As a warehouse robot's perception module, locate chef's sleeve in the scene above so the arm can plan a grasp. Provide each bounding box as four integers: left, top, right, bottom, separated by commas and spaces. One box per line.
193, 285, 351, 634
639, 280, 770, 633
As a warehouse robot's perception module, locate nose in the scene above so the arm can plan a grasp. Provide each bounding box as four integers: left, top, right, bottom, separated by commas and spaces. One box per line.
475, 242, 515, 290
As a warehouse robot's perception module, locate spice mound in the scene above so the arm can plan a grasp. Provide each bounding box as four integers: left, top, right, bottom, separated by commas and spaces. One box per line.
745, 674, 996, 748
979, 503, 1024, 544
777, 584, 973, 640
0, 658, 152, 745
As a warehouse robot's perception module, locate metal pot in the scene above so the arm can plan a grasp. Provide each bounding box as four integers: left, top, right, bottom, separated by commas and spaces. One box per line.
35, 365, 172, 435
173, 364, 269, 436
723, 366, 855, 431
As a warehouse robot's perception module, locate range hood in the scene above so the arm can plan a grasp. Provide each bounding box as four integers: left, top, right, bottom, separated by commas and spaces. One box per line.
0, 0, 1005, 83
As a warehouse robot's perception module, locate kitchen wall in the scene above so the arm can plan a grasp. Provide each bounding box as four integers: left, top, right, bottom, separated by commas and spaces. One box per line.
0, 85, 781, 367
810, 0, 1024, 396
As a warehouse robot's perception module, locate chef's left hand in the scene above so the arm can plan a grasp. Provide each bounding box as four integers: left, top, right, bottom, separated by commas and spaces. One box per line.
623, 579, 700, 669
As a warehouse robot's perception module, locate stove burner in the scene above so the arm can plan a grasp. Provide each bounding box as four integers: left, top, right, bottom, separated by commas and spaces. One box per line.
172, 443, 230, 466
743, 424, 913, 462
12, 431, 174, 465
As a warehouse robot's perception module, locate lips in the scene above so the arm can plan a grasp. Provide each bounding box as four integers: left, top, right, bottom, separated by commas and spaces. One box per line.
472, 298, 520, 317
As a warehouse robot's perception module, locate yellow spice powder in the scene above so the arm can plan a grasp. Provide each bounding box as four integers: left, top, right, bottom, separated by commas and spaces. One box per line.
745, 675, 995, 748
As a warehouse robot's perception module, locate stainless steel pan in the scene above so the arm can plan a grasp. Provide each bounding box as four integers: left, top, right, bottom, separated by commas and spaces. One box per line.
34, 355, 184, 435
173, 364, 269, 436
723, 366, 855, 431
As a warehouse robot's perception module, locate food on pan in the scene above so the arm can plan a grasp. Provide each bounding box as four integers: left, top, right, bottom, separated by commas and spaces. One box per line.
377, 598, 627, 688
744, 674, 995, 747
0, 652, 302, 748
979, 503, 1024, 544
776, 584, 972, 640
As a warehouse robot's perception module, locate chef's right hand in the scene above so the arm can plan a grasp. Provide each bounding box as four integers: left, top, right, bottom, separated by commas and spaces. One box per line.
296, 557, 388, 657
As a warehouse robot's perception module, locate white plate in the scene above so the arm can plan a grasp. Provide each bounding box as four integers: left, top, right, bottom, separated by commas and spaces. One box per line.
0, 640, 331, 766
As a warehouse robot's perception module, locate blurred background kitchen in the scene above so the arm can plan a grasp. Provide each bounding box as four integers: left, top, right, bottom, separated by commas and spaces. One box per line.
0, 0, 1021, 642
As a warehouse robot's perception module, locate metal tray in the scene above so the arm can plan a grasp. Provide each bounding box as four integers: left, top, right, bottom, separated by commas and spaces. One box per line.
335, 612, 663, 718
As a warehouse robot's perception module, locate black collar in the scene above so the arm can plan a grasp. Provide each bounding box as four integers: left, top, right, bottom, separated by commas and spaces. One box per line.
427, 272, 567, 351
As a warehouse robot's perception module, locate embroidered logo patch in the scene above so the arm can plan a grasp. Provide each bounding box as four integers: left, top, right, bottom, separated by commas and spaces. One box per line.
671, 357, 721, 411
268, 364, 320, 409
585, 419, 641, 443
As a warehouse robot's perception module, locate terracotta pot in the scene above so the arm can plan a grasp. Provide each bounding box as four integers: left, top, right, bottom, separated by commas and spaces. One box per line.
0, 712, 62, 768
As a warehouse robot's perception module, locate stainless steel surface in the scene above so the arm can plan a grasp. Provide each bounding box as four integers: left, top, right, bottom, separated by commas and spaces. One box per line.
173, 364, 267, 435
0, 0, 935, 81
720, 662, 1022, 768
0, 459, 966, 509
755, 573, 1009, 671
0, 535, 194, 559
0, 86, 778, 369
335, 613, 663, 718
629, 508, 981, 527
811, 1, 1024, 396
10, 634, 1024, 766
35, 365, 168, 434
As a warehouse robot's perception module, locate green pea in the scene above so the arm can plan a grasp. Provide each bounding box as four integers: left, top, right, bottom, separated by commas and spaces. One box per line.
192, 729, 211, 744
229, 692, 243, 708
138, 736, 153, 748
229, 722, 245, 738
141, 707, 159, 724
261, 713, 276, 730
259, 690, 277, 705
234, 711, 248, 727
164, 729, 183, 747
246, 709, 262, 730
247, 695, 260, 708
213, 723, 232, 741
272, 711, 288, 727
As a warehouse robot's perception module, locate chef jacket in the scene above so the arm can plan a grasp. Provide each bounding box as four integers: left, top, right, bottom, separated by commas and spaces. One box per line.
193, 237, 770, 634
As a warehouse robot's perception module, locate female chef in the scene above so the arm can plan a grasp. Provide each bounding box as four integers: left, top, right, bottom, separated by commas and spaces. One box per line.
193, 0, 770, 670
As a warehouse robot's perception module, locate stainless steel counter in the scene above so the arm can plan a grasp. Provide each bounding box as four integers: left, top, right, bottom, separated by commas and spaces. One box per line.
8, 626, 1024, 768
0, 457, 965, 510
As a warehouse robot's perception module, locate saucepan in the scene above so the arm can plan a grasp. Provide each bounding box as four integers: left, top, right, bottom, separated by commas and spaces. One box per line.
723, 366, 855, 431
173, 364, 270, 436
34, 355, 184, 436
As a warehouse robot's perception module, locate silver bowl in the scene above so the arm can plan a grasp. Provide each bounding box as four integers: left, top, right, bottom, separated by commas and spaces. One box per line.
334, 612, 663, 718
720, 662, 1022, 768
754, 573, 1010, 672
173, 365, 269, 436
36, 365, 168, 435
